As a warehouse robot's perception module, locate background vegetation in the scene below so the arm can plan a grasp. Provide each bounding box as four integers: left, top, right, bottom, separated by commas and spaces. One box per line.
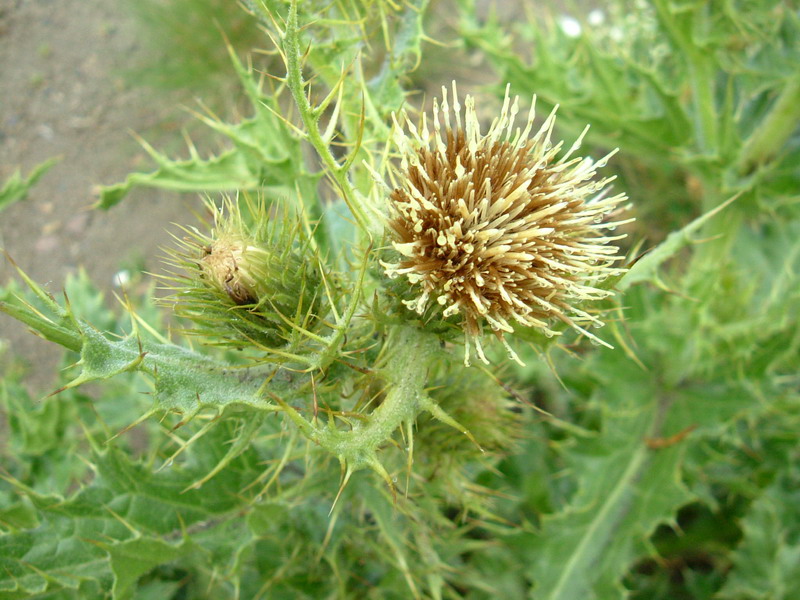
1, 0, 798, 598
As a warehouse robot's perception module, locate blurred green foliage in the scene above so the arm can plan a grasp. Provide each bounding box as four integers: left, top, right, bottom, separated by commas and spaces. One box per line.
0, 159, 58, 214
124, 0, 263, 98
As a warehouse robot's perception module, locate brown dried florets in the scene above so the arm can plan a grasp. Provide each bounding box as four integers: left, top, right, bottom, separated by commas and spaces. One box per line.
200, 237, 262, 305
383, 83, 630, 365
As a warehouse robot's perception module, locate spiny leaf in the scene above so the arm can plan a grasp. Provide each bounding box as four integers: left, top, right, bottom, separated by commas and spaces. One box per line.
1, 266, 300, 420
96, 48, 317, 211
0, 497, 121, 597
718, 470, 800, 600
0, 158, 59, 213
522, 345, 757, 600
96, 146, 270, 209
107, 538, 193, 600
0, 424, 265, 599
66, 328, 297, 418
617, 194, 737, 291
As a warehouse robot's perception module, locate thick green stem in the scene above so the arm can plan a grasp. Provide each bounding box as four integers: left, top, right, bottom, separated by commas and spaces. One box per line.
243, 0, 381, 238
738, 74, 800, 175
323, 325, 436, 465
687, 58, 719, 155
275, 325, 437, 470
281, 1, 379, 239
652, 0, 718, 155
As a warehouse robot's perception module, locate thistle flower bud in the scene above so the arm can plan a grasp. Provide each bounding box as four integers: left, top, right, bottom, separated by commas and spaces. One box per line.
418, 370, 523, 458
200, 236, 264, 305
412, 368, 524, 504
161, 195, 323, 350
383, 82, 630, 365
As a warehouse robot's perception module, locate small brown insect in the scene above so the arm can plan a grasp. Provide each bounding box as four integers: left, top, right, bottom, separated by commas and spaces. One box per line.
200, 238, 258, 305
644, 425, 697, 449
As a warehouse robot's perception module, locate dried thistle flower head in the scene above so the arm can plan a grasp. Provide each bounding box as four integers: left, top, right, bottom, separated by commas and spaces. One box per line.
383, 83, 630, 365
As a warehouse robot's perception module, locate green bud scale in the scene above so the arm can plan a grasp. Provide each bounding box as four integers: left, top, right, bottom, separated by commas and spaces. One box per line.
160, 194, 323, 350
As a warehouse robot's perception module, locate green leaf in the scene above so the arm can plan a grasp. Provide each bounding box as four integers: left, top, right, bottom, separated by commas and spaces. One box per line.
617, 194, 737, 291
718, 472, 800, 600
96, 44, 318, 211
522, 343, 756, 599
1, 266, 301, 420
459, 3, 692, 165
96, 145, 270, 209
0, 503, 119, 597
108, 538, 192, 600
0, 158, 59, 213
0, 421, 266, 599
66, 328, 299, 418
1, 373, 74, 458
522, 353, 668, 599
0, 501, 39, 533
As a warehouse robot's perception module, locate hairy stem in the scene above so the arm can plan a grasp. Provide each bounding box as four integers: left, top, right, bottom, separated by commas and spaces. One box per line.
326, 325, 437, 463
277, 324, 438, 470
281, 0, 379, 238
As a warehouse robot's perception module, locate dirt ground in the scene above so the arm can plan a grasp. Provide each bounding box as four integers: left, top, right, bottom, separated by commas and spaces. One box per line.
0, 0, 202, 391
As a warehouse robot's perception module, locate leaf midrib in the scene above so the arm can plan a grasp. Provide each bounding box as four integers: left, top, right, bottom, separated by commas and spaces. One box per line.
544, 422, 651, 600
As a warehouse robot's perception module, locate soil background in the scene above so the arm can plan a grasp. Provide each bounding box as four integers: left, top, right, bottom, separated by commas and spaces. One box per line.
0, 0, 202, 391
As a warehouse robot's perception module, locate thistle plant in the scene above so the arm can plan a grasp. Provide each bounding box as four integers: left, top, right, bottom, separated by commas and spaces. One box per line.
1, 1, 799, 598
